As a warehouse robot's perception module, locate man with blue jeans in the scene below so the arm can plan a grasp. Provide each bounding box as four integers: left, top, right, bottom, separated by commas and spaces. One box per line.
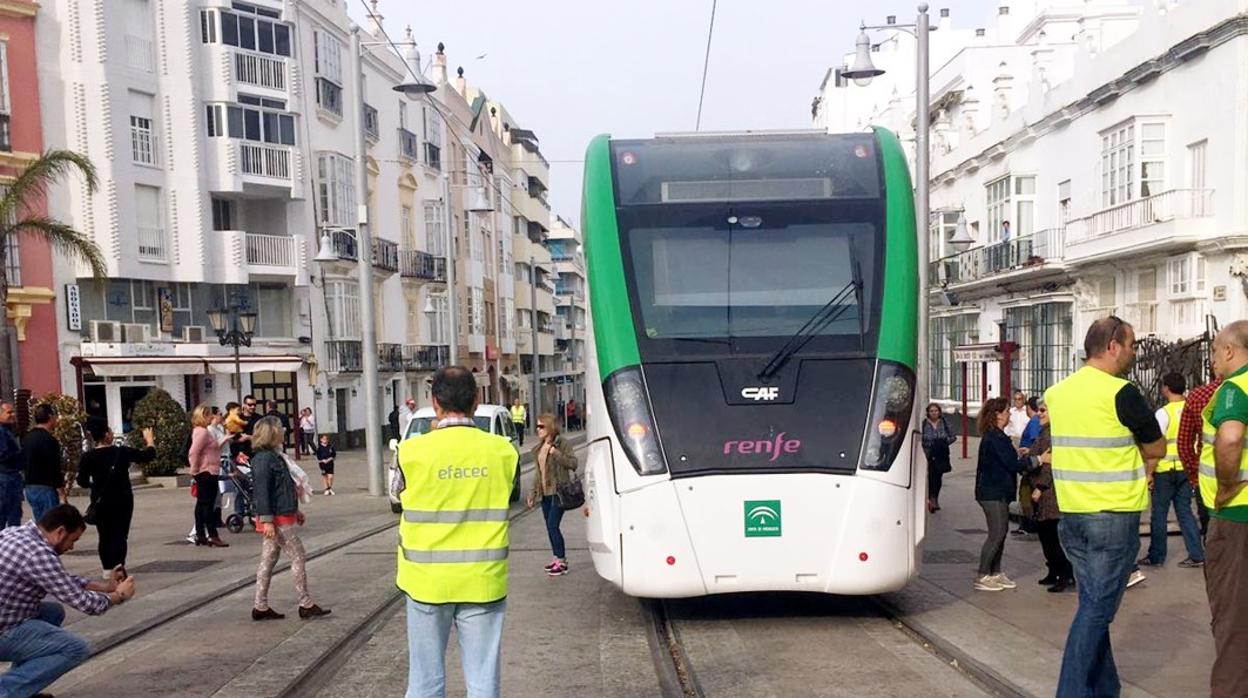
1046, 317, 1166, 697
0, 504, 136, 697
0, 402, 24, 530
1139, 372, 1205, 569
393, 367, 518, 698
23, 404, 65, 525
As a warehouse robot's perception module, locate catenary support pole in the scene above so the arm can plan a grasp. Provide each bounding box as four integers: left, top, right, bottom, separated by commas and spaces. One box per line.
915, 3, 931, 425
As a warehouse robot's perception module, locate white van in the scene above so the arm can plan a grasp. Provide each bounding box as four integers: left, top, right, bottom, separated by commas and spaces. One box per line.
387, 404, 522, 513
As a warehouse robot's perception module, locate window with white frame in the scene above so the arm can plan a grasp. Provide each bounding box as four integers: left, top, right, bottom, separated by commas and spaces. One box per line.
0, 42, 10, 152
129, 91, 157, 165
205, 97, 295, 145
1058, 180, 1071, 224
929, 211, 960, 260
317, 153, 356, 227
401, 205, 415, 249
254, 284, 291, 337
1014, 176, 1036, 238
124, 0, 154, 72
503, 298, 515, 341
134, 185, 165, 260
1188, 140, 1207, 191
422, 106, 442, 170
207, 4, 291, 57
427, 291, 449, 344
1126, 268, 1158, 334
1101, 122, 1134, 208
313, 29, 343, 117
1167, 253, 1206, 298
1092, 276, 1117, 314
424, 201, 445, 256
985, 176, 1011, 242
1140, 123, 1165, 197
3, 233, 19, 288
469, 287, 484, 335
324, 280, 361, 340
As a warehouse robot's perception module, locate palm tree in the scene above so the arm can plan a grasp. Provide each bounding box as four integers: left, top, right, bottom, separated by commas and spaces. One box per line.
0, 150, 106, 398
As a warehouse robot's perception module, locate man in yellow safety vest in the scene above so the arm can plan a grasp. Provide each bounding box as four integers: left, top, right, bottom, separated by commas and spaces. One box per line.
1045, 316, 1166, 697
1139, 372, 1205, 569
1200, 320, 1248, 696
511, 399, 527, 447
393, 366, 518, 698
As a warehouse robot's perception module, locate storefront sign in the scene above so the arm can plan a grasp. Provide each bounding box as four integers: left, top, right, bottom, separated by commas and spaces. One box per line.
65, 284, 81, 332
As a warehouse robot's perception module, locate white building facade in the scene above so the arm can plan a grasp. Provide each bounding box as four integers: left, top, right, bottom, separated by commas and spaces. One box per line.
815, 0, 1248, 409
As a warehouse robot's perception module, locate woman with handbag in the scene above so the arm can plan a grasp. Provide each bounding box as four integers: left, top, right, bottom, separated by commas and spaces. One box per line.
249, 416, 330, 621
526, 414, 578, 577
921, 403, 956, 513
76, 418, 156, 578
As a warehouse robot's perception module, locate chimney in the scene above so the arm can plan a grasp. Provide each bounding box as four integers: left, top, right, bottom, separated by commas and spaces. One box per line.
939, 8, 952, 30
366, 0, 384, 39
992, 61, 1013, 122
455, 66, 467, 95
432, 42, 448, 85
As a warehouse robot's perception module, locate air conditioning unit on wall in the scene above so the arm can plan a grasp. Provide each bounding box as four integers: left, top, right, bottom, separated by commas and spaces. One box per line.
121, 323, 151, 343
90, 320, 122, 343
182, 325, 206, 343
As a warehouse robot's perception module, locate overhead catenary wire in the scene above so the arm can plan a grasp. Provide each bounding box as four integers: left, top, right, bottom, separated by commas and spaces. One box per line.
694, 0, 718, 131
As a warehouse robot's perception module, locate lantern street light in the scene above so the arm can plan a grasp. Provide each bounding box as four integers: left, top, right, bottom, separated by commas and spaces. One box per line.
208, 305, 258, 404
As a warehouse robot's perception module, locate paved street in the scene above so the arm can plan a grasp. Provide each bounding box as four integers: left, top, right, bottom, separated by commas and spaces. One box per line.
1, 438, 1209, 696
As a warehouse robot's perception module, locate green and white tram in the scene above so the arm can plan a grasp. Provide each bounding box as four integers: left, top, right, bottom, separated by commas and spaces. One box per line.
580, 129, 923, 597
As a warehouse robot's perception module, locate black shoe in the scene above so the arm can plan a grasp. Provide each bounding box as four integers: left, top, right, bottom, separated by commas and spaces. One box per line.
299, 604, 332, 619
1048, 578, 1075, 593
1137, 556, 1162, 567
1010, 528, 1029, 536
1178, 558, 1205, 569
252, 607, 285, 621
1037, 574, 1060, 586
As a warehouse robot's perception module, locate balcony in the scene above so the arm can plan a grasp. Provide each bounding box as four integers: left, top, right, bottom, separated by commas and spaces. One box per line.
929, 227, 1067, 297
330, 229, 358, 260
137, 226, 167, 262
1065, 189, 1215, 264
323, 340, 363, 372
215, 231, 306, 285
372, 238, 399, 273
402, 344, 449, 372
239, 142, 291, 180
378, 343, 404, 372
234, 51, 286, 91
400, 250, 447, 282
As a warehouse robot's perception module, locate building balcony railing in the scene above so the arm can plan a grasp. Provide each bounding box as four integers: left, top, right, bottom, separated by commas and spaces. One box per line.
137, 226, 167, 262
239, 142, 291, 180
929, 227, 1066, 287
244, 232, 298, 268
402, 344, 449, 372
372, 238, 399, 273
330, 229, 358, 260
323, 340, 363, 372
234, 50, 286, 91
378, 342, 404, 372
400, 249, 447, 282
1066, 189, 1214, 243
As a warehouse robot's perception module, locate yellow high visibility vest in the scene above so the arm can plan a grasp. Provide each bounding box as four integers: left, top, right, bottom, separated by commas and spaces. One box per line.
511, 405, 526, 424
1045, 365, 1148, 514
1157, 400, 1185, 473
396, 424, 518, 604
1198, 373, 1248, 510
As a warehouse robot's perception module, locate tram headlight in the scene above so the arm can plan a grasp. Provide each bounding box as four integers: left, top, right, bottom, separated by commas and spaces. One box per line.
603, 367, 668, 476
859, 361, 915, 472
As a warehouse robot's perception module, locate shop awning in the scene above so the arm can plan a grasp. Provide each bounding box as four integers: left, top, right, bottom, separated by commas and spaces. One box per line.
78, 355, 306, 377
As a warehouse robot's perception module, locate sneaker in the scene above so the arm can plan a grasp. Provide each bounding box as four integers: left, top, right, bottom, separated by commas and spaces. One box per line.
328, 489, 335, 496
992, 573, 1018, 589
322, 489, 330, 496
1136, 556, 1162, 567
185, 533, 198, 545
1178, 558, 1205, 569
543, 558, 567, 572
973, 575, 1004, 592
1126, 569, 1146, 589
546, 562, 568, 577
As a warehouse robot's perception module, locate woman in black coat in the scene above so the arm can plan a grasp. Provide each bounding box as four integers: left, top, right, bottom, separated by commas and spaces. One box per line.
921, 403, 957, 513
974, 397, 1038, 593
76, 418, 156, 577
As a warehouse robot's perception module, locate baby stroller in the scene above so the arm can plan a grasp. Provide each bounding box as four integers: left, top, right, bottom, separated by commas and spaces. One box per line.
224, 461, 256, 534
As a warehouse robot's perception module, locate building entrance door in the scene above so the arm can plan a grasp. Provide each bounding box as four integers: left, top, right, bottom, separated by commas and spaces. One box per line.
250, 371, 298, 452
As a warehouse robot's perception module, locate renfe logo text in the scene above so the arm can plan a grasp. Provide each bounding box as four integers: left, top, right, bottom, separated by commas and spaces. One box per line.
723, 433, 801, 462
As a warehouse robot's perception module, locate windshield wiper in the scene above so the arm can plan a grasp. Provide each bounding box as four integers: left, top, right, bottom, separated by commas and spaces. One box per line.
756, 278, 862, 381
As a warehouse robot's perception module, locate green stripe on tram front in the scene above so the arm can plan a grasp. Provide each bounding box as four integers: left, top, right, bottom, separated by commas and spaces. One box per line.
582, 134, 641, 381
873, 127, 918, 369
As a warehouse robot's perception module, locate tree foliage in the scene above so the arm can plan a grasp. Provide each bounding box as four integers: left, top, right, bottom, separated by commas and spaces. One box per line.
125, 389, 189, 476
30, 393, 87, 486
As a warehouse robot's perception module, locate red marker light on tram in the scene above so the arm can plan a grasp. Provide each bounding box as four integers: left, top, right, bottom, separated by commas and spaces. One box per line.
859, 552, 869, 562
877, 418, 898, 438
666, 556, 677, 566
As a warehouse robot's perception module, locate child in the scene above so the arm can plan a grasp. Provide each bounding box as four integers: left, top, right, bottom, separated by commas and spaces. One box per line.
223, 404, 247, 435
316, 434, 336, 496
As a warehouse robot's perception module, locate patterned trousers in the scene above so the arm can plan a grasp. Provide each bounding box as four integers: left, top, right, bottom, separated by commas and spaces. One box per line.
254, 523, 312, 611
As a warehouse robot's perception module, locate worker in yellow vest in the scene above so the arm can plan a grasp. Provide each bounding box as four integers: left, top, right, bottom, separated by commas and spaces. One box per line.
511, 399, 527, 447
1044, 317, 1166, 698
1200, 321, 1248, 697
392, 367, 518, 698
1139, 372, 1205, 569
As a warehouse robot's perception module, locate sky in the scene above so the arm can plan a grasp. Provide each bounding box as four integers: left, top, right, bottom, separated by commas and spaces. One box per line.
351, 0, 995, 227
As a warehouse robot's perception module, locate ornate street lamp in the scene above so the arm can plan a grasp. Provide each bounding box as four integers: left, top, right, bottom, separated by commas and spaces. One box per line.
209, 305, 257, 404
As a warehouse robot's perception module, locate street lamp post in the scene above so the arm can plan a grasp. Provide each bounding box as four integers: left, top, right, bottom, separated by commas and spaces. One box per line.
843, 3, 932, 417
207, 306, 258, 405
530, 255, 539, 426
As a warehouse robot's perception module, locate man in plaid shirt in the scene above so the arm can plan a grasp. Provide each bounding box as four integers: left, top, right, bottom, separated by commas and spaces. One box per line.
0, 504, 136, 697
1178, 377, 1222, 539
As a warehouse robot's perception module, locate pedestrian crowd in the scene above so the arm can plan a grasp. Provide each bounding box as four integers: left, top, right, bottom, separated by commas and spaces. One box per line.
922, 316, 1247, 697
